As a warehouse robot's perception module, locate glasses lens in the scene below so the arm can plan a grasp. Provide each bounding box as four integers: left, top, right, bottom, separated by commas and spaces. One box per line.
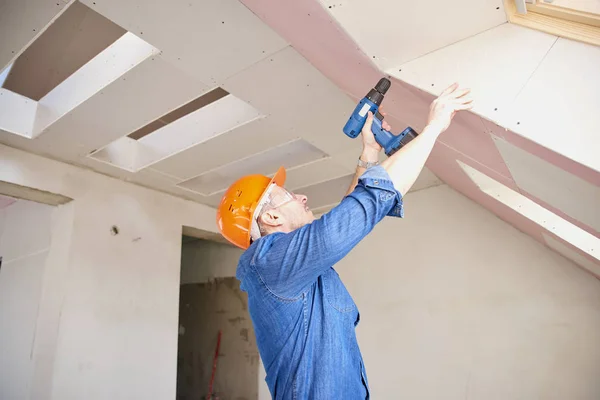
269, 189, 294, 208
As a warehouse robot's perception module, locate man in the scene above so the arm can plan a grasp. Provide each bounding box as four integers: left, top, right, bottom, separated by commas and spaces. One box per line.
216, 83, 472, 399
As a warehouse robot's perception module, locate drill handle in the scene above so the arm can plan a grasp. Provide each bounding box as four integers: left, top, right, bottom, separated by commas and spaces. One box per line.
371, 112, 419, 157
371, 112, 394, 150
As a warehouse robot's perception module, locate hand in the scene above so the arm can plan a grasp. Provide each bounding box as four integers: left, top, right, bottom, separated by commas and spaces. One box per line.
426, 83, 473, 133
361, 107, 392, 153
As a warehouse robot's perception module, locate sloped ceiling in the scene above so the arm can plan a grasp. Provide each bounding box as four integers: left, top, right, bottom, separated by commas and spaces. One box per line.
0, 0, 598, 277
0, 195, 17, 210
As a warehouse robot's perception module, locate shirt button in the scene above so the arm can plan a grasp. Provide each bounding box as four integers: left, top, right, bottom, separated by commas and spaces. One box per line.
374, 180, 379, 184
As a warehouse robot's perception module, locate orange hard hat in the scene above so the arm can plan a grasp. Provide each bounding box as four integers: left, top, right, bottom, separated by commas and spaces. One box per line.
216, 166, 286, 250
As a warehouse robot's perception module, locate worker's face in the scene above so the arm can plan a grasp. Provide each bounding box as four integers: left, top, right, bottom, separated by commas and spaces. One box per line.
260, 185, 315, 232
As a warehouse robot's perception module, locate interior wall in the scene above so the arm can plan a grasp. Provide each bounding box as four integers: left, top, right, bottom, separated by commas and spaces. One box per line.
176, 277, 258, 400
0, 198, 54, 400
337, 184, 600, 399
0, 143, 222, 400
200, 183, 600, 399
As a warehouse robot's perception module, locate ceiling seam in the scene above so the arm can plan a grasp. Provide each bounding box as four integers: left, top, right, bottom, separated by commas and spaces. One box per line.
510, 36, 559, 103
390, 21, 511, 71
437, 140, 515, 183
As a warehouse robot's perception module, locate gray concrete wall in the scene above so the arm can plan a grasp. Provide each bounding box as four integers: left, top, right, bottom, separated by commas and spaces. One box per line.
180, 239, 243, 284
177, 277, 258, 400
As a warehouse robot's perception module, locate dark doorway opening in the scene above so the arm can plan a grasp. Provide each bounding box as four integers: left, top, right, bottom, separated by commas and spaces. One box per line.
176, 236, 259, 400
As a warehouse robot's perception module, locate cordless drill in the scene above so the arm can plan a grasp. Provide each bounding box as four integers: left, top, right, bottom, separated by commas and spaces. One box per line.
343, 78, 418, 157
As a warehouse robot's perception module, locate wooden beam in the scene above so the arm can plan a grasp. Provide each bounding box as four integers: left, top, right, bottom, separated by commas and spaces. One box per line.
504, 0, 600, 46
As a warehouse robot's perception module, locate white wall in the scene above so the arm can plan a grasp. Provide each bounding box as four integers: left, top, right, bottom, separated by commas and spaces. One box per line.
0, 144, 221, 400
338, 185, 600, 399
3, 141, 598, 399
204, 183, 600, 399
0, 198, 54, 400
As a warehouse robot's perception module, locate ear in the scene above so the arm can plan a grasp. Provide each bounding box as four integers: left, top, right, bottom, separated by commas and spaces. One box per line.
259, 208, 285, 229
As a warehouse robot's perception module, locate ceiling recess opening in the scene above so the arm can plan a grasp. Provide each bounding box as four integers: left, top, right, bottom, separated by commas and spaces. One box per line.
1, 1, 126, 100
89, 87, 263, 172
0, 1, 158, 139
177, 139, 329, 197
128, 87, 230, 140
457, 160, 600, 275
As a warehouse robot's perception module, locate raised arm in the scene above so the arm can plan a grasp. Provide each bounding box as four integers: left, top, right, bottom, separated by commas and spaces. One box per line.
343, 110, 389, 197
380, 83, 472, 195
255, 83, 472, 298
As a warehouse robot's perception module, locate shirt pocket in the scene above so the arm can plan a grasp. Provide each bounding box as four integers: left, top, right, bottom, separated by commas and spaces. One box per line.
322, 268, 356, 313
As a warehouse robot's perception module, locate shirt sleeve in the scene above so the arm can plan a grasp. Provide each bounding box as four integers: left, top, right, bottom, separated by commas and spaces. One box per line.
251, 165, 404, 299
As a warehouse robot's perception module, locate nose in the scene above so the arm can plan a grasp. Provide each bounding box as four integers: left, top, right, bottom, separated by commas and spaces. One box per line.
295, 193, 308, 204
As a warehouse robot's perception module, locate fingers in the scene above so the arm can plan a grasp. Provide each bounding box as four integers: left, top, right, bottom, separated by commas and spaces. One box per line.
453, 95, 473, 105
439, 82, 459, 97
451, 88, 471, 99
455, 102, 474, 111
364, 111, 374, 129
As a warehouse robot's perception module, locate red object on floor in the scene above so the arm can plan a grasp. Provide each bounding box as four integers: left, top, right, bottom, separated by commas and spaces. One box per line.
207, 330, 222, 400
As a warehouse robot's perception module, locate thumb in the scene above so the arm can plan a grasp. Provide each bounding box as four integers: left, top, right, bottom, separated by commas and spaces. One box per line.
363, 111, 374, 133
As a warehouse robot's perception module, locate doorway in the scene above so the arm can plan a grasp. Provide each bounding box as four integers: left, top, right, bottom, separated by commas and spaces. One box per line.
176, 236, 259, 400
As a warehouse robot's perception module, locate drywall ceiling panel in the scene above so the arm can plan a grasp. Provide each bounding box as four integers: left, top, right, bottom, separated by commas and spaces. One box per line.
388, 23, 558, 117
457, 159, 600, 261
177, 139, 329, 195
0, 89, 37, 137
283, 158, 353, 192
319, 0, 507, 70
201, 172, 354, 213
543, 234, 600, 277
409, 167, 443, 193
197, 156, 355, 210
0, 0, 69, 71
150, 118, 297, 181
198, 161, 353, 209
494, 137, 600, 233
89, 137, 138, 172
221, 46, 359, 155
507, 38, 600, 173
482, 119, 600, 188
28, 55, 211, 158
436, 110, 514, 180
79, 0, 288, 84
295, 173, 354, 210
0, 195, 17, 209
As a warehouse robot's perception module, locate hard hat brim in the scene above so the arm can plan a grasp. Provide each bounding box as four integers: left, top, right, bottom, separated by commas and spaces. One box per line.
250, 166, 286, 218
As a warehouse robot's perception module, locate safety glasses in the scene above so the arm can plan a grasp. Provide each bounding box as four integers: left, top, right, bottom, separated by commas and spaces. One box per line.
250, 184, 297, 240
265, 187, 295, 210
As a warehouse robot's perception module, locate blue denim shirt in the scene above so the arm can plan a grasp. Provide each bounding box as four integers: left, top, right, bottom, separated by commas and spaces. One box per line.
236, 166, 404, 399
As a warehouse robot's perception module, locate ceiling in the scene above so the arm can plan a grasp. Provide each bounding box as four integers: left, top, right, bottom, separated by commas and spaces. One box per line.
0, 195, 17, 210
0, 0, 598, 276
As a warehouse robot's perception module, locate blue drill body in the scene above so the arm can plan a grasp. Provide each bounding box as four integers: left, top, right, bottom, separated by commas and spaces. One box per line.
343, 78, 418, 157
